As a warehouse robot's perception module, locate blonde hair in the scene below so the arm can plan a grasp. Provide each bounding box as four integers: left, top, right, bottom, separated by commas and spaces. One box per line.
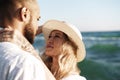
42, 39, 80, 80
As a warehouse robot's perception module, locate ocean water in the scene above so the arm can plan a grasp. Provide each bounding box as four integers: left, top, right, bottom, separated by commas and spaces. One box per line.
33, 31, 120, 80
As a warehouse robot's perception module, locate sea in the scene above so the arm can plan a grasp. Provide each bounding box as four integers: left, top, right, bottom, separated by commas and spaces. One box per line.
33, 31, 120, 80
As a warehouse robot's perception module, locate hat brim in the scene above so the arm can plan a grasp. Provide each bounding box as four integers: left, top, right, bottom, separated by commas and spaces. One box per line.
42, 20, 86, 62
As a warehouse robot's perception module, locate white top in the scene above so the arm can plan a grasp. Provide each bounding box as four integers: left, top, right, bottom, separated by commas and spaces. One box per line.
0, 42, 49, 80
62, 74, 86, 80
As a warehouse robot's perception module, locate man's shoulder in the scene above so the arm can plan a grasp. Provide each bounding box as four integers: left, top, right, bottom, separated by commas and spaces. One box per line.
0, 42, 41, 65
0, 42, 49, 80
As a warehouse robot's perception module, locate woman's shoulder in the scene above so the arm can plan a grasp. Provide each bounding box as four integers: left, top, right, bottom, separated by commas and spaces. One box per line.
62, 74, 86, 80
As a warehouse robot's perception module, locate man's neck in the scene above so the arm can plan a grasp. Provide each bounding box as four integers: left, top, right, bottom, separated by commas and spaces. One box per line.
0, 29, 40, 59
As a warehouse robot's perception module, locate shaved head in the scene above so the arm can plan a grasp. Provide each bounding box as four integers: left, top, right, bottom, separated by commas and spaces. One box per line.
0, 0, 40, 44
0, 0, 39, 23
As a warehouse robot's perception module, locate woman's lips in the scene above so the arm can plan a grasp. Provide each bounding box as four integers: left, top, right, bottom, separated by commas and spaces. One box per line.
46, 44, 53, 48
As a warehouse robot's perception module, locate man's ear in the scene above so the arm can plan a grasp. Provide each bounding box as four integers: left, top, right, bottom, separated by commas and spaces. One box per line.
20, 7, 30, 22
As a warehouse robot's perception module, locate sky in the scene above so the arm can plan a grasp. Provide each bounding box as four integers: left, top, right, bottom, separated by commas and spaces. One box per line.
38, 0, 120, 32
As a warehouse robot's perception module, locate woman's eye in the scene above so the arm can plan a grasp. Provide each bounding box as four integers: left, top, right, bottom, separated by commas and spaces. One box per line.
55, 35, 61, 38
48, 35, 62, 39
48, 36, 51, 38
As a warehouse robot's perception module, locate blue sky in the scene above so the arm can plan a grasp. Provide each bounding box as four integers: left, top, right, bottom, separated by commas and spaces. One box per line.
38, 0, 120, 32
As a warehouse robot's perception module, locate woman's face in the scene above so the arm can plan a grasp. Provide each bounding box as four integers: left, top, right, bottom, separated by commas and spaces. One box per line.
45, 30, 66, 57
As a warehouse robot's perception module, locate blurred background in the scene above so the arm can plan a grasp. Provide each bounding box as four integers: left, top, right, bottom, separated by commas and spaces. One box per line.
34, 0, 120, 80
34, 31, 120, 80
38, 0, 120, 32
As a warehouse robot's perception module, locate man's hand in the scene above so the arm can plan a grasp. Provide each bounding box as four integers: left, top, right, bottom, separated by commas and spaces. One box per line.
36, 25, 43, 35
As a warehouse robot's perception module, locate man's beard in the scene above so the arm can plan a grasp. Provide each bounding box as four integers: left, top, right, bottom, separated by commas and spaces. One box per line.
24, 24, 35, 44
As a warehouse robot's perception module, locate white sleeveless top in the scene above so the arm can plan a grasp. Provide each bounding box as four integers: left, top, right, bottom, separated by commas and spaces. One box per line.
62, 74, 86, 80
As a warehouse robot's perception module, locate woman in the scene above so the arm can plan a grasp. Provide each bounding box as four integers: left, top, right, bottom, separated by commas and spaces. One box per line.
41, 20, 86, 80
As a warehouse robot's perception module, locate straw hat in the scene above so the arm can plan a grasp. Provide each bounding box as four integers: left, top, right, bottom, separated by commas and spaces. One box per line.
42, 20, 86, 62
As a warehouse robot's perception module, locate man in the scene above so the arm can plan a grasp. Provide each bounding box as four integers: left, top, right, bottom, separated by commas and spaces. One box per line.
0, 0, 55, 80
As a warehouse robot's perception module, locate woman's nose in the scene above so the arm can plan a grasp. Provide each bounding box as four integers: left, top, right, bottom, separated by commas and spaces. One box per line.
48, 37, 54, 43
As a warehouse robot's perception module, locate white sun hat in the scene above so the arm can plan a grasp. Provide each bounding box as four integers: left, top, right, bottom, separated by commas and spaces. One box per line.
42, 20, 86, 62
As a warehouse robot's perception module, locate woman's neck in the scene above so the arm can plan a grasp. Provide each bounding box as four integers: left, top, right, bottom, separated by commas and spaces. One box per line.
51, 56, 59, 74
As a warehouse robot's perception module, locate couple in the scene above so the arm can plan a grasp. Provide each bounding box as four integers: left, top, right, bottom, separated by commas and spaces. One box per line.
0, 0, 86, 80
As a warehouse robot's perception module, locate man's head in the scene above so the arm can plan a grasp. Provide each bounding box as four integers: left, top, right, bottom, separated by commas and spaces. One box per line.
0, 0, 41, 44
